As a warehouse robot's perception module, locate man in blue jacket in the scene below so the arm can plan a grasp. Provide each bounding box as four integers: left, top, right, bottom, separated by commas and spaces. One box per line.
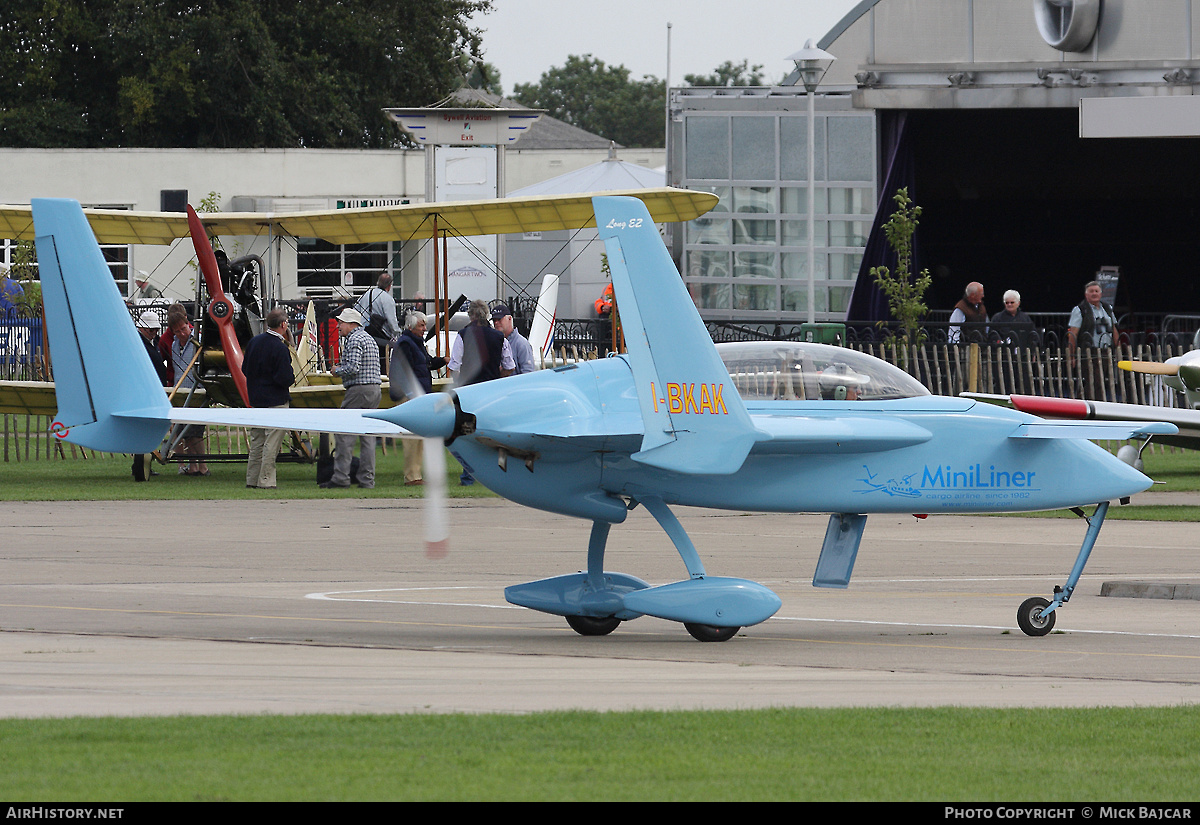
242, 307, 295, 489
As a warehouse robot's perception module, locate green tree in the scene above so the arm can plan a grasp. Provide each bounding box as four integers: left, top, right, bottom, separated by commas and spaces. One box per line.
0, 0, 492, 148
870, 188, 932, 345
684, 59, 767, 87
460, 59, 504, 97
512, 55, 664, 148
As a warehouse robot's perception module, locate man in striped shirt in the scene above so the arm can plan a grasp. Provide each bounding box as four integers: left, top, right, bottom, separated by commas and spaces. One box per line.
322, 308, 382, 489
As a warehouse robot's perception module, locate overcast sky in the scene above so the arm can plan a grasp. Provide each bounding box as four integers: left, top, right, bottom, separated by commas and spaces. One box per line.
469, 0, 864, 92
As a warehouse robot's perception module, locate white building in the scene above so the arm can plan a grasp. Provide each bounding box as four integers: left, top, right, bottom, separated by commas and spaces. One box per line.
0, 118, 663, 313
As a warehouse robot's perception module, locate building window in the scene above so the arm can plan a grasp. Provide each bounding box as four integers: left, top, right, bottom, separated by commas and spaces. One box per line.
296, 239, 405, 298
678, 102, 875, 321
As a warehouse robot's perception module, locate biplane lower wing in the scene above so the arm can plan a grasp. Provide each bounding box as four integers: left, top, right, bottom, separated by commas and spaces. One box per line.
0, 380, 59, 417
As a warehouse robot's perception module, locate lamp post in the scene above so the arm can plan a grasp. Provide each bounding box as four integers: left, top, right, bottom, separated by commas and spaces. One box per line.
787, 40, 835, 325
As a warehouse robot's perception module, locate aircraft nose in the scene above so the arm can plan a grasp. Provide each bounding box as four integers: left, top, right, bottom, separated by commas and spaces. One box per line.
1091, 442, 1155, 502
370, 392, 458, 439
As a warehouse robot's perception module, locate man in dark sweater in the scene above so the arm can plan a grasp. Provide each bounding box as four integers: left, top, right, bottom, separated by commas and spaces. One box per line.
242, 307, 295, 489
446, 300, 513, 485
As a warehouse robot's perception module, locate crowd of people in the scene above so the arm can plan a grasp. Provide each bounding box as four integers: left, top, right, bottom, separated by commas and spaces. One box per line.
131, 277, 539, 491
947, 279, 1117, 358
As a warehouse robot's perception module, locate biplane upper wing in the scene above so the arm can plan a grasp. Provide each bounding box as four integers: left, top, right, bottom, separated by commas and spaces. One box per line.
1, 187, 718, 245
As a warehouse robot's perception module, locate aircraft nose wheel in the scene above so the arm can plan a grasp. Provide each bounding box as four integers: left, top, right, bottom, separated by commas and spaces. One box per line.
1016, 597, 1056, 637
684, 623, 740, 643
566, 615, 622, 636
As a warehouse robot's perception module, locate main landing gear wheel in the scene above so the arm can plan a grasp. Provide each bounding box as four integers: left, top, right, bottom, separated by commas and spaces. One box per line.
566, 615, 622, 636
684, 623, 740, 643
1017, 597, 1056, 637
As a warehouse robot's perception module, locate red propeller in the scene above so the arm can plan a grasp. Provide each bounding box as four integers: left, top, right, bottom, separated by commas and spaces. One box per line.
186, 205, 249, 407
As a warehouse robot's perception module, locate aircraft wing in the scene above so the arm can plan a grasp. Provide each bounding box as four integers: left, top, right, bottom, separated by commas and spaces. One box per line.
167, 406, 407, 437
750, 414, 932, 454
0, 187, 718, 245
0, 379, 402, 417
965, 392, 1200, 448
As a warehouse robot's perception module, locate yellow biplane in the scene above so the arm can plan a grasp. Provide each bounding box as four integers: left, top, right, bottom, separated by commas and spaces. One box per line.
0, 187, 718, 418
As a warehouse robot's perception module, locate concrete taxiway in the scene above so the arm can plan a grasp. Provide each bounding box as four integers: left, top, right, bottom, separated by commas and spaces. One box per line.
1, 498, 1198, 716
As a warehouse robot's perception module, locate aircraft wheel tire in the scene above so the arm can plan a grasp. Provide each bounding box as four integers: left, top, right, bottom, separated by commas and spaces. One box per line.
566, 615, 621, 636
1017, 597, 1056, 637
684, 623, 740, 643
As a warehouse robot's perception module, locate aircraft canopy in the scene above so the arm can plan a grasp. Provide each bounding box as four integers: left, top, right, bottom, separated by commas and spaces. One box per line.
718, 341, 932, 402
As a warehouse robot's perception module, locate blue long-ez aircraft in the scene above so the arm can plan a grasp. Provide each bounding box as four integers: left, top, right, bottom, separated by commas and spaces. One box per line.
35, 196, 1175, 642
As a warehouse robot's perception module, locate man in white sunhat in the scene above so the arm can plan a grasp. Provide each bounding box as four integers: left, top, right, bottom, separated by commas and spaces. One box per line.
321, 308, 381, 489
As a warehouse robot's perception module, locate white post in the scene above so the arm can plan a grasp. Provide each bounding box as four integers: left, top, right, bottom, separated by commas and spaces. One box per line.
806, 87, 816, 325
787, 39, 835, 328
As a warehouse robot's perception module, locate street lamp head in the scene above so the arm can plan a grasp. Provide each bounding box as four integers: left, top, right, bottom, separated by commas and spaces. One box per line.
787, 39, 837, 92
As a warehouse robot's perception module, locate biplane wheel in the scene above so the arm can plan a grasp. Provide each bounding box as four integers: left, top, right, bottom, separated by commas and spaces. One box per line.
684, 623, 740, 643
566, 615, 622, 636
1016, 597, 1056, 637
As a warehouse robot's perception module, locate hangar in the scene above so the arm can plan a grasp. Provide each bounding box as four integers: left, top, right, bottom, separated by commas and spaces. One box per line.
668, 0, 1200, 327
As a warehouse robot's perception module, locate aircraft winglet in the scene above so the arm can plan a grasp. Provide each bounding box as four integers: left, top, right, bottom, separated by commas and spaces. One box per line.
594, 196, 757, 475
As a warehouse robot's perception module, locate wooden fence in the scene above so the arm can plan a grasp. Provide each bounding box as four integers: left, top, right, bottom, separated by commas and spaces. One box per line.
845, 340, 1188, 405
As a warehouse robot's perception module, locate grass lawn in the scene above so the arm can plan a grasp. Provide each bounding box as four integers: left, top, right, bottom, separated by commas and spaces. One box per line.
0, 436, 497, 501
2, 708, 1199, 801
1129, 444, 1200, 492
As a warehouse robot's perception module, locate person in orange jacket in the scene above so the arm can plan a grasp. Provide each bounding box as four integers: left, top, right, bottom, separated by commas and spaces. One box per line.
595, 282, 613, 317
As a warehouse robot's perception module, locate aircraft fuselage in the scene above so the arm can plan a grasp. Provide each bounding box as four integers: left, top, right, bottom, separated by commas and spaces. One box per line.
445, 356, 1151, 523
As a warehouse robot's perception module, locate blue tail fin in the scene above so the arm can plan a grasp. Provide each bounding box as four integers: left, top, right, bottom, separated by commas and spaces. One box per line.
34, 199, 170, 452
594, 195, 757, 474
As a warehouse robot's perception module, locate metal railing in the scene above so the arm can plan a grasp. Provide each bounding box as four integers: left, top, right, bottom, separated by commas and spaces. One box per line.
0, 307, 45, 381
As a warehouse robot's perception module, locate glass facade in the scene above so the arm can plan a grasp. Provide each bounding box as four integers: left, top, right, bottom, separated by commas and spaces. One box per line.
676, 95, 875, 321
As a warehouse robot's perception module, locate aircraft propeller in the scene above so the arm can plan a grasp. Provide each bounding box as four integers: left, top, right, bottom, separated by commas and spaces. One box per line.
1119, 358, 1200, 393
389, 355, 453, 559
1118, 360, 1178, 376
186, 205, 250, 407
